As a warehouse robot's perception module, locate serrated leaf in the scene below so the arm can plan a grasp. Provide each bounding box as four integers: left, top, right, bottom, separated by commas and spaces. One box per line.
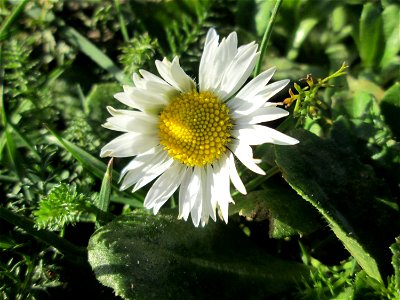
232, 187, 321, 239
275, 129, 400, 283
88, 210, 310, 299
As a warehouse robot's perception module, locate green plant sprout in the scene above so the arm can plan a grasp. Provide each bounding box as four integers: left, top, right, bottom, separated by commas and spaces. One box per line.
283, 62, 349, 124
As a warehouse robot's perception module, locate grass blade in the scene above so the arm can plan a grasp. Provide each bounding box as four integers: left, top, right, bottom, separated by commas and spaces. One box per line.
59, 25, 128, 84
0, 206, 86, 260
95, 158, 113, 227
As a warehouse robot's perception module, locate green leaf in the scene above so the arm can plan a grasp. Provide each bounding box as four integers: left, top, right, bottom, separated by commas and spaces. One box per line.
0, 0, 30, 41
88, 210, 310, 299
0, 206, 86, 260
358, 3, 384, 69
46, 126, 119, 186
59, 26, 127, 84
390, 237, 400, 292
46, 126, 145, 203
346, 76, 385, 102
275, 129, 400, 283
380, 4, 400, 68
381, 82, 400, 138
255, 0, 275, 36
287, 18, 319, 61
232, 187, 321, 239
85, 82, 121, 118
95, 158, 113, 227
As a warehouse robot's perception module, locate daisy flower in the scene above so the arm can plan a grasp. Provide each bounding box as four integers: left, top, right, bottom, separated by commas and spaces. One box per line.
100, 28, 298, 227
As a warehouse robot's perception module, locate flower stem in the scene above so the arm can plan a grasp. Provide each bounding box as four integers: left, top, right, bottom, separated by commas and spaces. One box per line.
114, 0, 130, 43
253, 0, 283, 77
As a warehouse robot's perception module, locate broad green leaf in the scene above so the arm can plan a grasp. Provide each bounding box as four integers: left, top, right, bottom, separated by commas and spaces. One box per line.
346, 75, 385, 102
275, 129, 400, 283
381, 82, 400, 138
88, 210, 310, 299
380, 4, 400, 68
390, 237, 400, 292
232, 187, 321, 239
358, 3, 384, 69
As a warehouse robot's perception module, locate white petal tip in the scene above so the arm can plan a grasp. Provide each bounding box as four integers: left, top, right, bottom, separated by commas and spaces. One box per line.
100, 150, 111, 158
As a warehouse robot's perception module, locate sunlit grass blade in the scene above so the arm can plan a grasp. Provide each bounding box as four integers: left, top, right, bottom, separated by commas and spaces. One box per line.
46, 125, 145, 203
95, 158, 113, 227
46, 125, 119, 184
59, 25, 127, 84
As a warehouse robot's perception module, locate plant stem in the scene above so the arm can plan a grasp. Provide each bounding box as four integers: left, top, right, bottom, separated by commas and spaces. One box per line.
253, 0, 283, 76
114, 0, 129, 43
0, 206, 86, 259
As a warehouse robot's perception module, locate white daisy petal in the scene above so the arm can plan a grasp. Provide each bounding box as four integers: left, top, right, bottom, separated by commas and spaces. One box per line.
235, 67, 276, 100
206, 164, 217, 222
234, 106, 289, 125
144, 162, 186, 214
119, 147, 170, 190
178, 167, 192, 220
155, 57, 195, 92
217, 44, 259, 100
228, 152, 246, 195
212, 155, 233, 223
199, 30, 219, 90
232, 125, 299, 145
179, 167, 201, 221
131, 157, 174, 193
190, 167, 207, 227
228, 140, 266, 175
103, 110, 158, 133
100, 132, 158, 158
228, 79, 290, 115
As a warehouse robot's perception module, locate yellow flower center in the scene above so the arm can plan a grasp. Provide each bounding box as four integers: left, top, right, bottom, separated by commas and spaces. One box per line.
159, 91, 232, 167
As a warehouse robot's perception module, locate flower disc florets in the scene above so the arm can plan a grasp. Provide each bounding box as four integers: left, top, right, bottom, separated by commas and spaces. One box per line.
159, 90, 232, 167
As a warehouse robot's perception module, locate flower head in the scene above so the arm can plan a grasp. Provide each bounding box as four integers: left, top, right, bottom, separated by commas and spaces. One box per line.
101, 29, 298, 227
